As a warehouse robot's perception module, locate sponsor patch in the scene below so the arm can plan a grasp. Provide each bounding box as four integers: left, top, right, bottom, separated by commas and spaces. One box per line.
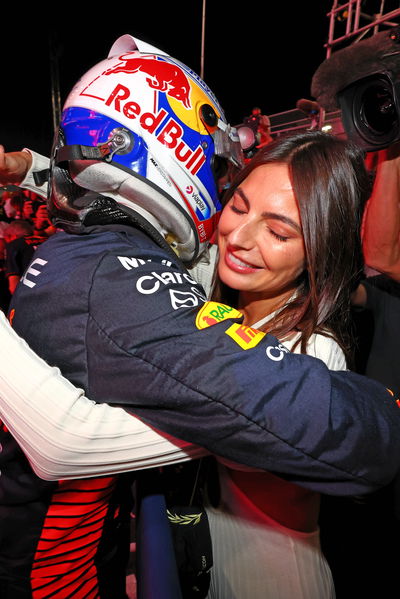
170, 287, 206, 310
136, 269, 198, 294
195, 301, 242, 330
117, 256, 172, 270
265, 343, 289, 361
225, 323, 265, 350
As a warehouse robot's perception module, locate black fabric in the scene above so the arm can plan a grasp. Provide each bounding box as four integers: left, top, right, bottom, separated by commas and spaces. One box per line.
4, 237, 35, 278
136, 460, 213, 598
321, 274, 400, 598
32, 169, 50, 188
168, 504, 212, 598
362, 274, 400, 395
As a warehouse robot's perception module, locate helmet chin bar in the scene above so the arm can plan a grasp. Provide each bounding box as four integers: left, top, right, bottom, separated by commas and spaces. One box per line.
52, 146, 199, 263
50, 182, 194, 266
81, 196, 181, 264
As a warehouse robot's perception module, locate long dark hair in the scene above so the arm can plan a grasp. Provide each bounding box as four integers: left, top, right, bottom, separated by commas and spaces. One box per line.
214, 131, 371, 356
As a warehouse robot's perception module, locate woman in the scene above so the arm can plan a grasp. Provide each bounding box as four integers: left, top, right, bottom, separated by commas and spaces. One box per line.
0, 132, 373, 598
205, 130, 370, 598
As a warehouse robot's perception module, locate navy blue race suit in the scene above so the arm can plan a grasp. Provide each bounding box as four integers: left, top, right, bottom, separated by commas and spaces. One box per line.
1, 224, 400, 597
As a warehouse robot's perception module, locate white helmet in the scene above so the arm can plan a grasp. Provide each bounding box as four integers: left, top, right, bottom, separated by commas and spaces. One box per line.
50, 34, 245, 264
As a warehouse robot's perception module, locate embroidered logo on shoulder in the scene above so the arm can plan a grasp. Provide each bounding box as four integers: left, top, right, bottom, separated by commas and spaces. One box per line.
225, 323, 265, 350
118, 256, 173, 270
118, 256, 152, 270
195, 301, 242, 330
170, 287, 206, 310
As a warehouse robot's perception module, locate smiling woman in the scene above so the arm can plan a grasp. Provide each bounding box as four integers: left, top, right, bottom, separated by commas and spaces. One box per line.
218, 163, 306, 317
215, 130, 370, 355
206, 130, 372, 599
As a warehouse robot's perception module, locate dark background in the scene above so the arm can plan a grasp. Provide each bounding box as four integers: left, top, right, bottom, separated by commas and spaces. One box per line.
2, 2, 332, 155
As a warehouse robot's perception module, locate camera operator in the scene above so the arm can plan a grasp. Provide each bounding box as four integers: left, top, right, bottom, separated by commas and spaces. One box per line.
243, 107, 273, 148
312, 25, 400, 394
312, 27, 400, 597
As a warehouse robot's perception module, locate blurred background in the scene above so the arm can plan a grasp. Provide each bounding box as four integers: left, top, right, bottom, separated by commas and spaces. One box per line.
1, 1, 331, 154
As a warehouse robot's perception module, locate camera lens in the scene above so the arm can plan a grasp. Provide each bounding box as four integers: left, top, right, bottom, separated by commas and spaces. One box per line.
359, 81, 397, 134
345, 74, 400, 149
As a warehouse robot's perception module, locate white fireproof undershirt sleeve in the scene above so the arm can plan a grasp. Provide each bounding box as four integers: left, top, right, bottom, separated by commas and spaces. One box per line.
20, 149, 50, 198
0, 311, 206, 480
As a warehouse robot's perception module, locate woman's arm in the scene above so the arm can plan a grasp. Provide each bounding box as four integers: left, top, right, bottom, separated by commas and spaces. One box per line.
0, 312, 206, 480
362, 146, 400, 281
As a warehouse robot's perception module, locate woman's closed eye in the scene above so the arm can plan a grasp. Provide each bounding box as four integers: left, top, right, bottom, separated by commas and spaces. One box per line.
230, 203, 246, 215
268, 228, 289, 242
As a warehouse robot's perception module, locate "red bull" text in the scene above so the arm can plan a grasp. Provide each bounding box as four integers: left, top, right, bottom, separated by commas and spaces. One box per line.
96, 83, 206, 176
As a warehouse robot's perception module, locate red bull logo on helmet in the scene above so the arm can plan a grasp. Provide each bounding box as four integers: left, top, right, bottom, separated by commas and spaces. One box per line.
77, 51, 221, 137
104, 55, 192, 109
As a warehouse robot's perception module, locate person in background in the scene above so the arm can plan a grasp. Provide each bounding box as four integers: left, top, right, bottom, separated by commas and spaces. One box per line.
21, 194, 56, 240
256, 113, 273, 147
31, 202, 56, 238
2, 193, 55, 295
3, 219, 35, 294
352, 144, 400, 392
0, 223, 11, 311
2, 193, 25, 220
243, 106, 273, 149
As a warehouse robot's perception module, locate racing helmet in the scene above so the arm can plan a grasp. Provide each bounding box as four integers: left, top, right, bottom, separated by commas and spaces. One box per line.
50, 34, 245, 264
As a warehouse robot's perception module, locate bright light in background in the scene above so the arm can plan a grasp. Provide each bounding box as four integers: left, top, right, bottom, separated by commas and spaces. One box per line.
321, 125, 332, 132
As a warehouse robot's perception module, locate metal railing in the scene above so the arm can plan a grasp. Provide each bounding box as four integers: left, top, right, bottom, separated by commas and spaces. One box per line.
269, 108, 344, 138
326, 0, 400, 57
268, 1, 400, 137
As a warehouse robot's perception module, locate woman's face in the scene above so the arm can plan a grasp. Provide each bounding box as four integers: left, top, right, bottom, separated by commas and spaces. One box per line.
217, 163, 306, 300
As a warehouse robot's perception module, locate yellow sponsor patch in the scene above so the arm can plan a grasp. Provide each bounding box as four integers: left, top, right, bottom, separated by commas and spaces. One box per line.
195, 301, 242, 330
225, 323, 265, 350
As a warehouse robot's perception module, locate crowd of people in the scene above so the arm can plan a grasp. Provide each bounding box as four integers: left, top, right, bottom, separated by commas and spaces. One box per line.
0, 189, 55, 311
0, 33, 400, 599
